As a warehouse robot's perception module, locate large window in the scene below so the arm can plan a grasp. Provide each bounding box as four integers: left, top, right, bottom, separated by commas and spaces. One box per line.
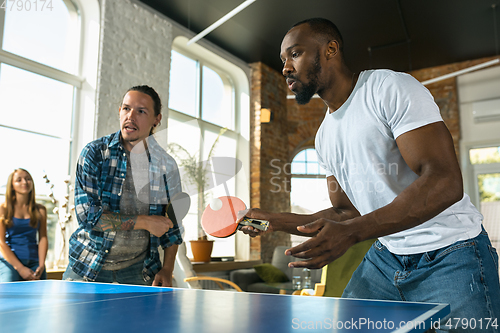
169, 50, 234, 129
290, 148, 330, 247
168, 39, 249, 260
0, 0, 98, 269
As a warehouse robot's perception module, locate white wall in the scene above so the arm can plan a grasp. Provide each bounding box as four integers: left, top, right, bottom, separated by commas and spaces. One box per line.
458, 66, 500, 143
95, 0, 174, 142
71, 0, 100, 176
458, 65, 500, 202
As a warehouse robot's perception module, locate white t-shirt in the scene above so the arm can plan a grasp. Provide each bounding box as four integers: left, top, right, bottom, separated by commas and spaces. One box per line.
315, 69, 482, 255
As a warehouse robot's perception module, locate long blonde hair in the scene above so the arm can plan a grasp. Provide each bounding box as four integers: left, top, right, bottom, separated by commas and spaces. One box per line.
1, 168, 41, 229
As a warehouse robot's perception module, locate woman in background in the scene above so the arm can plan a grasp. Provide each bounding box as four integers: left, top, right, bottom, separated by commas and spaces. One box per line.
0, 168, 48, 282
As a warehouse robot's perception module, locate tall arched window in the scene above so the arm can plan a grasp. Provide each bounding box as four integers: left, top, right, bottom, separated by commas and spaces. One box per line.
290, 148, 330, 247
0, 0, 99, 268
168, 37, 249, 260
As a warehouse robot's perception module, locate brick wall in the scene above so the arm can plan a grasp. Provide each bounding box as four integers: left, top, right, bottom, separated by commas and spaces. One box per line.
95, 0, 172, 143
287, 97, 328, 156
249, 62, 291, 262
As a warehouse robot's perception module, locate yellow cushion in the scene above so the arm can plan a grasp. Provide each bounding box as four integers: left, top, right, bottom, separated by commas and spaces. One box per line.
321, 239, 375, 297
254, 263, 289, 283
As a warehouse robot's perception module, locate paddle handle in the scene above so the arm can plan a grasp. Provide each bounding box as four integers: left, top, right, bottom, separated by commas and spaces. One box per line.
238, 218, 269, 231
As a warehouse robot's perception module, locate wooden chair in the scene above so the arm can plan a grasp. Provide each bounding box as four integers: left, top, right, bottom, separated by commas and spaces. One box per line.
174, 243, 243, 292
184, 276, 243, 292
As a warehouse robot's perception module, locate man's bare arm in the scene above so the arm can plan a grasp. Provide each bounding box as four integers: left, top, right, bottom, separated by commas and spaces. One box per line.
152, 244, 179, 287
238, 175, 360, 237
288, 122, 463, 268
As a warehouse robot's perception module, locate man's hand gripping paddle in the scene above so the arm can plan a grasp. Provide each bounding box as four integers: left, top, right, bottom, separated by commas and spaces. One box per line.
201, 196, 269, 238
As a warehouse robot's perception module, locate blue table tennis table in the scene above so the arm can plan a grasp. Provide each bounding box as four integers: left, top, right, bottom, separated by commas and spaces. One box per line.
0, 280, 449, 332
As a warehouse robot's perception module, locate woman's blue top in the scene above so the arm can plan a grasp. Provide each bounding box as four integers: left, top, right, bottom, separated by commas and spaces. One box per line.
3, 217, 39, 260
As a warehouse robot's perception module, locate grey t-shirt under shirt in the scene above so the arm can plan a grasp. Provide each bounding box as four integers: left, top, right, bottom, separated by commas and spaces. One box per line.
102, 148, 150, 271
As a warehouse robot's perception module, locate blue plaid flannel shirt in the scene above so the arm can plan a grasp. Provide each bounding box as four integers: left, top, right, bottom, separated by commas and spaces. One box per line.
68, 130, 183, 281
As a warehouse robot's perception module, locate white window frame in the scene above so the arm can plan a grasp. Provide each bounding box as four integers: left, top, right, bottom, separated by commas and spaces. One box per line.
290, 147, 327, 179
168, 36, 250, 260
0, 0, 100, 269
169, 48, 236, 129
461, 141, 500, 207
462, 141, 500, 276
290, 147, 328, 247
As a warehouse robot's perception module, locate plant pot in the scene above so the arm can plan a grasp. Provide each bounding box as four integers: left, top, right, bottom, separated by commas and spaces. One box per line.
190, 239, 214, 262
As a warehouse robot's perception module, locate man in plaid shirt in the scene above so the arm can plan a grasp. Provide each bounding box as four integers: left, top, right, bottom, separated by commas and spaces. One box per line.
63, 85, 183, 286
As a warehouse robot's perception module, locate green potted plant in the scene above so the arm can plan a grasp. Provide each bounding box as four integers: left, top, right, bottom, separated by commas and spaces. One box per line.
167, 128, 227, 262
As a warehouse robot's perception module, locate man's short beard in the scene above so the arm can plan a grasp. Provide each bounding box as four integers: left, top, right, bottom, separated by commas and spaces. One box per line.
295, 52, 321, 105
295, 82, 318, 105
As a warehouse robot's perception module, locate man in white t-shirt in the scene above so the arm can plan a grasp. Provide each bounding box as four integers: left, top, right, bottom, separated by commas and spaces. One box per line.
238, 18, 499, 329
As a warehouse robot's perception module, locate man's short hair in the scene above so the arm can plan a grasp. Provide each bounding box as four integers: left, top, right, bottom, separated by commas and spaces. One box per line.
291, 18, 344, 52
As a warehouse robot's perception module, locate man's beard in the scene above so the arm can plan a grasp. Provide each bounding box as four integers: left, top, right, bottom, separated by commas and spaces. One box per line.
295, 52, 321, 105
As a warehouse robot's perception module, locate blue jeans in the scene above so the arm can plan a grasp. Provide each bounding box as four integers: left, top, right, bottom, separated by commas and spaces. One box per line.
62, 260, 151, 286
0, 258, 47, 282
343, 228, 500, 333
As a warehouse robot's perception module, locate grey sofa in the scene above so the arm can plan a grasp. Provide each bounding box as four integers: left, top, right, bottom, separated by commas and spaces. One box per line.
229, 246, 322, 294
